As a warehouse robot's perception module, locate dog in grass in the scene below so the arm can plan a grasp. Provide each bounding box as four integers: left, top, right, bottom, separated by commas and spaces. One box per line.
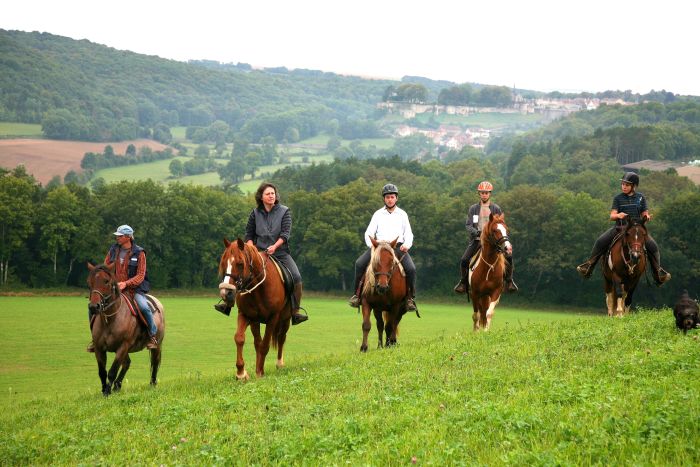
673, 290, 699, 333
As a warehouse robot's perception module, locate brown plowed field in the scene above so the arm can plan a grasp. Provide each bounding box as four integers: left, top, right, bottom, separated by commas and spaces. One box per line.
0, 139, 170, 185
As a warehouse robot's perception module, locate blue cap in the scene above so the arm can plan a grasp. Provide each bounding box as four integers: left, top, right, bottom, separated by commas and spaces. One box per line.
113, 224, 134, 236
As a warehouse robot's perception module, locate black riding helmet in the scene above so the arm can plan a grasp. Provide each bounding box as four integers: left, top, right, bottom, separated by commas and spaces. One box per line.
620, 172, 640, 186
382, 183, 398, 196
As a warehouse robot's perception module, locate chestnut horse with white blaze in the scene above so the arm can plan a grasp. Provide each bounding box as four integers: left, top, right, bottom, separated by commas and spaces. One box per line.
602, 218, 647, 317
469, 213, 513, 331
218, 238, 292, 379
86, 262, 165, 396
359, 237, 410, 351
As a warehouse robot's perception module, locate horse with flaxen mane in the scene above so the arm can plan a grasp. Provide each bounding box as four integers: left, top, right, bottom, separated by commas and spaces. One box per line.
469, 213, 512, 331
218, 238, 292, 379
359, 237, 411, 351
602, 218, 647, 316
87, 262, 165, 396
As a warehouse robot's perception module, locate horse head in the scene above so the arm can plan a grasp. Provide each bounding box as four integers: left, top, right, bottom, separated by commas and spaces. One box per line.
368, 237, 399, 295
219, 237, 263, 306
484, 213, 513, 257
87, 261, 119, 314
622, 218, 647, 266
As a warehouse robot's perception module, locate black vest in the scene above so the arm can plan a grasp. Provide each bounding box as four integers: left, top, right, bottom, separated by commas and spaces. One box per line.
108, 243, 151, 294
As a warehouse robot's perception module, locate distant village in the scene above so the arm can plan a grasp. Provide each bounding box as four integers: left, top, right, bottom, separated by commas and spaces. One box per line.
378, 96, 633, 151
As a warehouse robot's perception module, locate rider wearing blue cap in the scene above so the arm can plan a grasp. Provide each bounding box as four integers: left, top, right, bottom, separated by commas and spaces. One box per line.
86, 224, 158, 352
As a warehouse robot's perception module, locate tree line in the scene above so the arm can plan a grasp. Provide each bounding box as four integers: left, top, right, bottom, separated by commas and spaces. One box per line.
1, 154, 698, 309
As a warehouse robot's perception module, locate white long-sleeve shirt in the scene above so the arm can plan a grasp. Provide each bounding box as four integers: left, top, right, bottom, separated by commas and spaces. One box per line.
364, 206, 414, 249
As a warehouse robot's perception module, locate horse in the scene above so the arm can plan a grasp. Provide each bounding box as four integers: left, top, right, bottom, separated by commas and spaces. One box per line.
469, 213, 513, 331
359, 237, 410, 352
602, 218, 647, 317
218, 238, 292, 380
86, 262, 165, 396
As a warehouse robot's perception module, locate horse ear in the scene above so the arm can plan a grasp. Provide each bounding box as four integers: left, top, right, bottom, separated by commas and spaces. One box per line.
223, 238, 230, 247
237, 237, 245, 250
370, 237, 379, 248
87, 262, 95, 271
390, 237, 398, 248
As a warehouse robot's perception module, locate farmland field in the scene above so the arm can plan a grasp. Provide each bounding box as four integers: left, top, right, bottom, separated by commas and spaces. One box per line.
0, 122, 43, 138
0, 138, 170, 185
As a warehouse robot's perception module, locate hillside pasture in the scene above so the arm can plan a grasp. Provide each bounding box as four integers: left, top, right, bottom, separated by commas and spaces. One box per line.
1, 298, 697, 465
0, 122, 43, 138
0, 138, 170, 185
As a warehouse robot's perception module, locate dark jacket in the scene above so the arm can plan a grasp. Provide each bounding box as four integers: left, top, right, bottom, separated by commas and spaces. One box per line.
245, 204, 292, 252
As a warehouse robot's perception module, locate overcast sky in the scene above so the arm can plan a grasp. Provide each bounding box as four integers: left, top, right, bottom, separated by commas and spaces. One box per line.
3, 0, 698, 95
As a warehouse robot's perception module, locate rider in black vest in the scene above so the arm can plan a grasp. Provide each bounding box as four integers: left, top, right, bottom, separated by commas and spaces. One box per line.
576, 172, 671, 285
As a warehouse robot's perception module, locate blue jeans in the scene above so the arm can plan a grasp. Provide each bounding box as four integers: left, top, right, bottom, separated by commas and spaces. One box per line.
135, 293, 157, 336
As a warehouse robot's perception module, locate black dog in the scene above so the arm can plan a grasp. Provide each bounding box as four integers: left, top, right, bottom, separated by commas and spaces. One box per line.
673, 290, 700, 333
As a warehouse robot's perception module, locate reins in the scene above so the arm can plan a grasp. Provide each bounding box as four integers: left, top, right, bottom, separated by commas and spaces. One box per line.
89, 278, 121, 324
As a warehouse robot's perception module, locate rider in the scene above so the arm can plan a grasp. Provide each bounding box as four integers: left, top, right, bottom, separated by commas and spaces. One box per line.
576, 172, 671, 285
215, 182, 308, 325
86, 224, 158, 352
349, 183, 418, 311
453, 180, 518, 294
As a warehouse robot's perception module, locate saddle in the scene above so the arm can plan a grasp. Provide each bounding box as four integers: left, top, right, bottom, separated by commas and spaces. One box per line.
268, 255, 295, 302
123, 293, 159, 329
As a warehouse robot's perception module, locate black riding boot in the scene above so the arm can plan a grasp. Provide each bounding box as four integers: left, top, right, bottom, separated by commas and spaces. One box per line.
576, 254, 602, 279
505, 258, 518, 293
453, 265, 468, 294
214, 303, 232, 315
291, 283, 308, 325
649, 251, 671, 286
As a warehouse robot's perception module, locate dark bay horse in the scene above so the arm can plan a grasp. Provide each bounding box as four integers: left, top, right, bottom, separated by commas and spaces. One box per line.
469, 213, 513, 331
359, 237, 409, 352
87, 262, 165, 396
602, 219, 647, 317
218, 238, 292, 379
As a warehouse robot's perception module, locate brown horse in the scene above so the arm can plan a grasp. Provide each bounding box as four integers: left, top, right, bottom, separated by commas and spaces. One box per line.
359, 237, 410, 352
218, 238, 292, 379
469, 213, 513, 331
602, 218, 647, 317
86, 262, 165, 396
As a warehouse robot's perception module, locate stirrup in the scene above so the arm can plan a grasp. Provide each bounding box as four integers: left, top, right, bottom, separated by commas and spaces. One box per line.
406, 298, 417, 311
291, 311, 308, 325
349, 295, 360, 308
147, 336, 158, 350
453, 281, 467, 294
576, 262, 593, 278
655, 269, 671, 286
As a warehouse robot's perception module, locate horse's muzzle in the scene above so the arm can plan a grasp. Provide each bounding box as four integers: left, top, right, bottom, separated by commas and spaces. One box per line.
375, 284, 390, 294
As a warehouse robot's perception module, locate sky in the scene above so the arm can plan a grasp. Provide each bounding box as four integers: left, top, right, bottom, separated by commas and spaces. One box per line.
3, 0, 698, 96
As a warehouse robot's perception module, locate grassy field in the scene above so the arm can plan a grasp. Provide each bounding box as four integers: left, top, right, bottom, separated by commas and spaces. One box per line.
1, 297, 697, 465
0, 122, 43, 137
0, 296, 587, 403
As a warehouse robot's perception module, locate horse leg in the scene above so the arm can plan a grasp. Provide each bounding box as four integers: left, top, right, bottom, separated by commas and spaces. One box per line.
276, 319, 290, 370
614, 279, 625, 317
108, 343, 129, 390
360, 302, 372, 352
477, 296, 490, 331
375, 309, 385, 349
472, 297, 481, 332
113, 354, 131, 392
234, 313, 250, 381
256, 322, 273, 378
485, 293, 501, 331
604, 278, 615, 317
149, 347, 161, 386
95, 350, 110, 396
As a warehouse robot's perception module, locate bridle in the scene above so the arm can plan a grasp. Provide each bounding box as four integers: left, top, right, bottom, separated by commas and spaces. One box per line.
372, 246, 401, 284
89, 269, 121, 321
621, 223, 646, 274
220, 246, 268, 295
478, 223, 511, 280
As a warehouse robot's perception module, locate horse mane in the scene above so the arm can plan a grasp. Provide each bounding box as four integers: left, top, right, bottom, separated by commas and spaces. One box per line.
362, 241, 404, 296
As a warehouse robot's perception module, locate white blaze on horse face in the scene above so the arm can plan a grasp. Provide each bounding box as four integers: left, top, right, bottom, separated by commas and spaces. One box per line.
496, 224, 512, 255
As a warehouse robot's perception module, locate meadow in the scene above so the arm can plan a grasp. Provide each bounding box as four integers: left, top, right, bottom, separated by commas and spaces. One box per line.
0, 122, 43, 138
2, 296, 698, 464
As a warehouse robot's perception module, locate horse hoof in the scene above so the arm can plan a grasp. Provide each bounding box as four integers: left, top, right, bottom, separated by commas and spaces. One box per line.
360, 345, 368, 353
236, 371, 250, 381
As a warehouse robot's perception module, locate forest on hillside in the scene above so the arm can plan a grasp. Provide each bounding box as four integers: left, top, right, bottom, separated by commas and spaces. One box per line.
2, 29, 695, 147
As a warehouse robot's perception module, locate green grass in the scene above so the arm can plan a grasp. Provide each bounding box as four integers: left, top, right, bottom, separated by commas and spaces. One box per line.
1, 298, 697, 465
0, 122, 43, 137
170, 126, 187, 141
412, 112, 547, 128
